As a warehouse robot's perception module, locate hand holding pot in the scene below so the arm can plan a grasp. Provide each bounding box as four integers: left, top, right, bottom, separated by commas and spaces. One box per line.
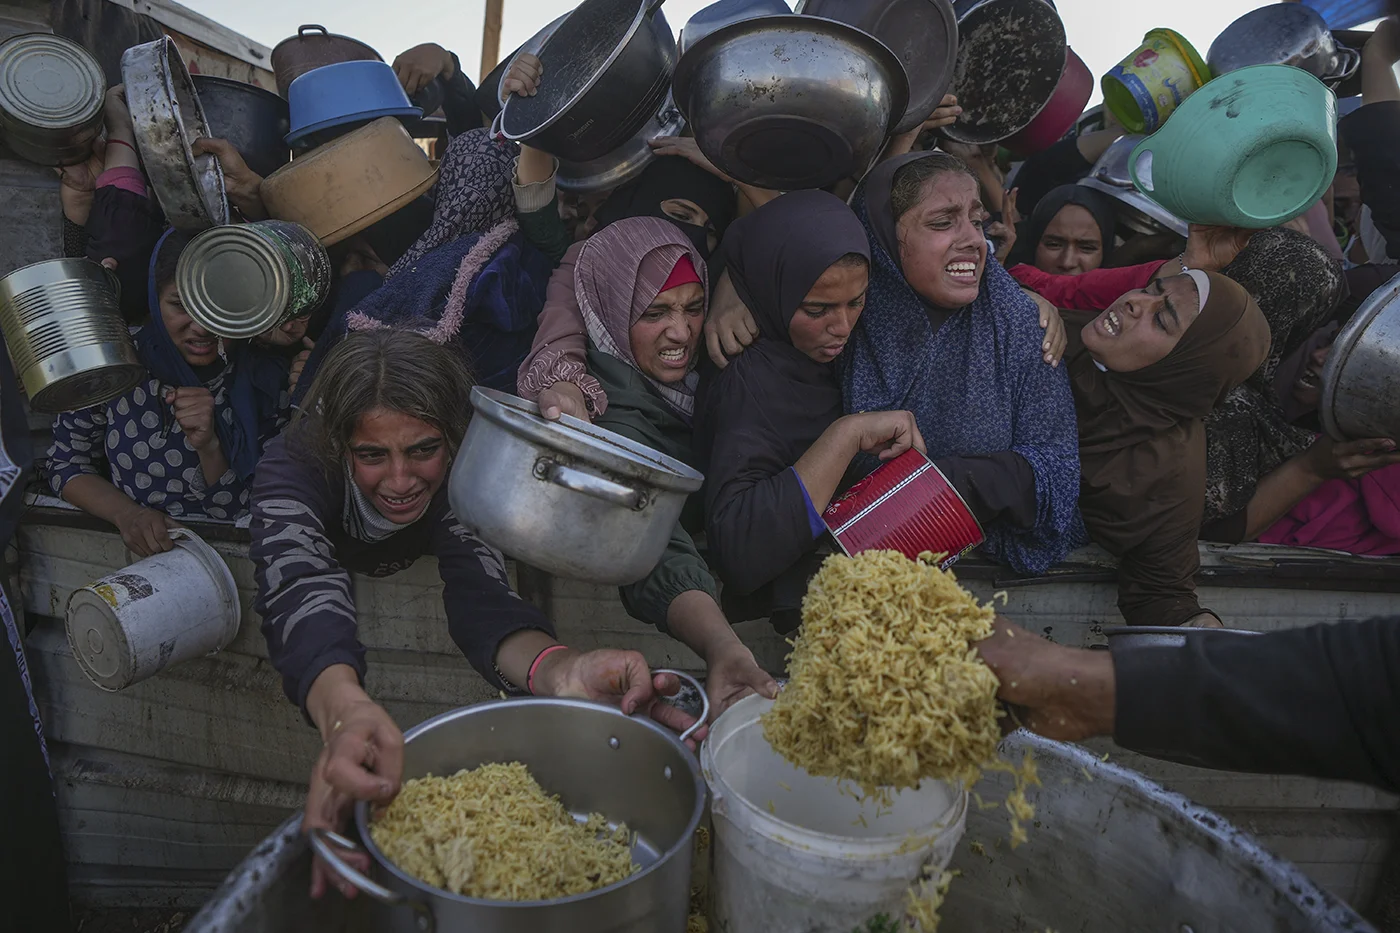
304, 667, 405, 900
974, 616, 1114, 742
501, 52, 542, 99
1182, 223, 1253, 273
533, 647, 708, 748
192, 137, 266, 220
114, 505, 180, 557
841, 410, 927, 462
1304, 436, 1400, 481
538, 380, 591, 422
392, 43, 454, 96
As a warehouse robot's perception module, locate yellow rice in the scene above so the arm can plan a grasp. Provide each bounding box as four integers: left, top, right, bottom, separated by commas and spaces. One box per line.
369, 761, 636, 900
761, 550, 1003, 796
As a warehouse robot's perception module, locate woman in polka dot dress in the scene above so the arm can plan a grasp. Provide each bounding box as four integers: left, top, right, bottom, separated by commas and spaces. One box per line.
47, 231, 289, 557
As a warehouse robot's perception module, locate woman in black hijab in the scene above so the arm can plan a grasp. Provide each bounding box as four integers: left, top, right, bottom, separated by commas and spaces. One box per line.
693, 190, 923, 632
1007, 183, 1118, 276
592, 156, 738, 260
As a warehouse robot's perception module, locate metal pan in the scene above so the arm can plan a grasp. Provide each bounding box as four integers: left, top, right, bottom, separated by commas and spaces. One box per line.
797, 0, 957, 134
121, 37, 228, 232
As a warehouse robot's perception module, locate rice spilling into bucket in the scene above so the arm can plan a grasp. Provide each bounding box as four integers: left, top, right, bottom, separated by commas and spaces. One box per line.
762, 550, 1003, 795
370, 761, 638, 900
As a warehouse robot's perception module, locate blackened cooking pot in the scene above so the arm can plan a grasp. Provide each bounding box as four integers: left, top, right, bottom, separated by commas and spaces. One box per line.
191, 76, 290, 178
500, 0, 676, 163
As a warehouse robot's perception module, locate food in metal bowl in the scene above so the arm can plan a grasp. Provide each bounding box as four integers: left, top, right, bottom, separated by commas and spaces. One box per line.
370, 761, 638, 900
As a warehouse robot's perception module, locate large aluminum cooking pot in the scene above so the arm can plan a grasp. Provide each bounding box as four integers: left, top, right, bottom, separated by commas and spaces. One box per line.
0, 258, 143, 413
1078, 134, 1189, 237
122, 38, 228, 232
1320, 270, 1400, 442
450, 387, 703, 585
942, 0, 1066, 144
270, 25, 383, 99
1208, 3, 1361, 88
310, 691, 708, 933
1100, 625, 1263, 650
680, 0, 792, 56
797, 0, 958, 134
500, 0, 676, 164
0, 33, 106, 166
940, 733, 1373, 931
671, 14, 909, 190
191, 76, 291, 178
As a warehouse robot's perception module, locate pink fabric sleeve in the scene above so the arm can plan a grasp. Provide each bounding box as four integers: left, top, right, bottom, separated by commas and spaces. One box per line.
1008, 260, 1168, 311
1361, 463, 1400, 540
516, 240, 608, 415
96, 166, 148, 198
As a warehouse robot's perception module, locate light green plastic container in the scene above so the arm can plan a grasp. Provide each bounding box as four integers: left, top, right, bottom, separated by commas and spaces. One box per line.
1128, 64, 1337, 229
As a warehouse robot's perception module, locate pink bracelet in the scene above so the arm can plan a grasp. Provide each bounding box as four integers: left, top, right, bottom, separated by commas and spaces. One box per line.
527, 644, 570, 695
106, 138, 138, 155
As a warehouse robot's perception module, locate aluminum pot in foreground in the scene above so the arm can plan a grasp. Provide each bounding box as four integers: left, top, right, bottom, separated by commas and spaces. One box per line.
312, 692, 707, 933
941, 733, 1374, 931
449, 387, 703, 585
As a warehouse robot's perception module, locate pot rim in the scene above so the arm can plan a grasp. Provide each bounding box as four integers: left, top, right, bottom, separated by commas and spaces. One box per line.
470, 386, 704, 494
270, 25, 382, 64
1320, 271, 1400, 441
671, 13, 910, 137
353, 696, 707, 908
500, 0, 657, 143
189, 74, 285, 103
1100, 625, 1263, 638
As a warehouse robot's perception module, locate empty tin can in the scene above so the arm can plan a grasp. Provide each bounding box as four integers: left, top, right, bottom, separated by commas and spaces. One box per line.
0, 33, 106, 166
0, 258, 143, 413
176, 220, 331, 339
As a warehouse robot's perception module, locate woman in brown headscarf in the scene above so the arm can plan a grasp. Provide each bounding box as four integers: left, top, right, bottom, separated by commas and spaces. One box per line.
1068, 270, 1270, 627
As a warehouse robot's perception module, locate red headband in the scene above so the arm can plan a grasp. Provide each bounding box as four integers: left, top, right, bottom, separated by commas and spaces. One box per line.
660, 254, 702, 293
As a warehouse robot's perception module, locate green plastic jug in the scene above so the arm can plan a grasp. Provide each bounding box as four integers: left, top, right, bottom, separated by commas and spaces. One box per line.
1128, 64, 1337, 229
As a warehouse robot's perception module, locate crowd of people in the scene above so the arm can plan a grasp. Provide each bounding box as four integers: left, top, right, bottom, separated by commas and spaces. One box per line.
10, 12, 1400, 914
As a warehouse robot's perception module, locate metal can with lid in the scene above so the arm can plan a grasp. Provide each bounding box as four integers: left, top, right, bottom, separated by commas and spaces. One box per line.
0, 32, 106, 166
176, 221, 331, 339
0, 258, 143, 413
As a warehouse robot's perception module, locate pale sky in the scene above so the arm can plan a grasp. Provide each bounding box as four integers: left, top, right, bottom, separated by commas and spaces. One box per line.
186, 0, 1278, 105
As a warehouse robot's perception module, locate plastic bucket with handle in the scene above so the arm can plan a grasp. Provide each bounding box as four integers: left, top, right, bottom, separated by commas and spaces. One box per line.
65, 528, 241, 691
1102, 28, 1211, 133
700, 694, 967, 932
1129, 64, 1337, 228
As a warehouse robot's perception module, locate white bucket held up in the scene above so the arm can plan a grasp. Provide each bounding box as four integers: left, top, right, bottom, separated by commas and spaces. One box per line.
700, 695, 968, 933
65, 528, 240, 690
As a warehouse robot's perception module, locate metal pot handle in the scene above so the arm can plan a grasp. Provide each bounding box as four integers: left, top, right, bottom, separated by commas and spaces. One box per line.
541, 461, 647, 510
1332, 46, 1361, 84
298, 25, 329, 37
308, 828, 436, 932
646, 0, 666, 14
651, 668, 709, 743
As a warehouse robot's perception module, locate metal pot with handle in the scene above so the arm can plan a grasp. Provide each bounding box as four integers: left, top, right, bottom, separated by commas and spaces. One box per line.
1207, 3, 1361, 88
310, 682, 708, 933
449, 387, 703, 585
270, 25, 383, 99
500, 0, 676, 163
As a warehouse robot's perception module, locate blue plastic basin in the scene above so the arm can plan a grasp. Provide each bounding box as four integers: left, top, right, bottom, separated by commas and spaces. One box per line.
285, 60, 420, 145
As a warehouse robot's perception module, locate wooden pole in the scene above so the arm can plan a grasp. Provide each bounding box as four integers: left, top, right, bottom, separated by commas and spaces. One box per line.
480, 0, 505, 83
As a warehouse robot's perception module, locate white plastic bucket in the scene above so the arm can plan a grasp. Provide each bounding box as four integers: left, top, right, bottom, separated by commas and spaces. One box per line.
700, 694, 967, 932
65, 528, 241, 691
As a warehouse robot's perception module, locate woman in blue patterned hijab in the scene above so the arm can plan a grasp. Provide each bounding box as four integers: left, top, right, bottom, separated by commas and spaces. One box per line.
842, 151, 1084, 574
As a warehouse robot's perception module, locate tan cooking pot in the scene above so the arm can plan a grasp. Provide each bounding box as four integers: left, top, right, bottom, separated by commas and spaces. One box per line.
259, 117, 438, 246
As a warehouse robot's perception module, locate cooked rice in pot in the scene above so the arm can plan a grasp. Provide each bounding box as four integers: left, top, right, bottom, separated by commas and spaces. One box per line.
370, 761, 638, 900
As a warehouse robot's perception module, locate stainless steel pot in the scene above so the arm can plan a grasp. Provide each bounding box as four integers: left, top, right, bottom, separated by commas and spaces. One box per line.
1208, 3, 1361, 88
556, 93, 685, 193
310, 687, 708, 933
122, 37, 228, 232
0, 33, 106, 167
1078, 134, 1189, 237
1100, 625, 1263, 650
0, 258, 143, 413
500, 0, 676, 164
449, 387, 703, 585
680, 0, 792, 55
1320, 270, 1400, 442
942, 0, 1066, 144
671, 14, 909, 190
797, 0, 958, 134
